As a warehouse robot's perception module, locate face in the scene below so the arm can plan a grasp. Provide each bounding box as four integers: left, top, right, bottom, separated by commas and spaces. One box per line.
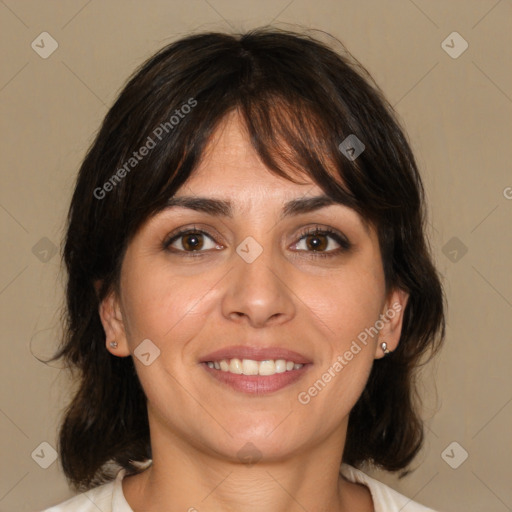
100, 111, 408, 463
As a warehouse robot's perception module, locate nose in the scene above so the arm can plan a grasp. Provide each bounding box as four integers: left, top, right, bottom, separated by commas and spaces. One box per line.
221, 240, 296, 328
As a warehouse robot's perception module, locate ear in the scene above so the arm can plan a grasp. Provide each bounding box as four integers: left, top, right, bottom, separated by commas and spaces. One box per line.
374, 287, 409, 359
96, 280, 131, 357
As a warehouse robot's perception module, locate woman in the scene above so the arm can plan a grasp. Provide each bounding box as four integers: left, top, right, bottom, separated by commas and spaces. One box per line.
41, 27, 445, 512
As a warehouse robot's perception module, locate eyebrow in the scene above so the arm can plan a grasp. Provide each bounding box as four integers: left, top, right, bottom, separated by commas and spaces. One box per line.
163, 194, 371, 234
163, 195, 342, 220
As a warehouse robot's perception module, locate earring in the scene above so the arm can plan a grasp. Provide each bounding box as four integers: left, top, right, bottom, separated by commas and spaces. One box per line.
381, 342, 390, 355
109, 341, 118, 349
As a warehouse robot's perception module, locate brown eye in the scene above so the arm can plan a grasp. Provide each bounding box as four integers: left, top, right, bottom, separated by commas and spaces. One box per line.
292, 227, 351, 258
181, 233, 204, 251
164, 229, 221, 254
304, 233, 329, 252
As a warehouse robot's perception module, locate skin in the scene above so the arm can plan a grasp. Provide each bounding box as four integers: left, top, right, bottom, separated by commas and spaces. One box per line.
99, 110, 409, 512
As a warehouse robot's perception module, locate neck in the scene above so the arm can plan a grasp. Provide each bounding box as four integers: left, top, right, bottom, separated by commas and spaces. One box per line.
122, 422, 372, 512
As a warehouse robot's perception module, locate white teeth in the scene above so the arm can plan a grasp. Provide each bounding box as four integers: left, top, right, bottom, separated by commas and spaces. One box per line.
229, 358, 243, 374
242, 359, 259, 375
275, 359, 287, 373
258, 360, 275, 376
206, 358, 305, 375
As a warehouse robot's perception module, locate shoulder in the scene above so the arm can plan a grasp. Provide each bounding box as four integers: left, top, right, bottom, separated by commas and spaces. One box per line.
39, 469, 130, 512
340, 464, 439, 512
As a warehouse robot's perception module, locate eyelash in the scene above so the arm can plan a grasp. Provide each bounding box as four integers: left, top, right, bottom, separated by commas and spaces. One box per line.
162, 225, 351, 259
295, 226, 351, 258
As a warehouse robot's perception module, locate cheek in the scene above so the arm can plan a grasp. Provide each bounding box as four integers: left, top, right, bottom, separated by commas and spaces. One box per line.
296, 259, 384, 406
302, 262, 385, 346
299, 290, 379, 420
120, 258, 220, 344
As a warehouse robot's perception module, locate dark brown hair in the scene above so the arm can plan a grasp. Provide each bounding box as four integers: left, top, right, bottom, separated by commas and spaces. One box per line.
47, 26, 445, 491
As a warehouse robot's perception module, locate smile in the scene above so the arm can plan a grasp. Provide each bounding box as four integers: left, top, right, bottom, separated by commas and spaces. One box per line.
205, 358, 303, 376
201, 360, 311, 395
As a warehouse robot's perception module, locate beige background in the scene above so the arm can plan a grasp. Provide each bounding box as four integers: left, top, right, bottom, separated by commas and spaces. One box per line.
1, 1, 511, 511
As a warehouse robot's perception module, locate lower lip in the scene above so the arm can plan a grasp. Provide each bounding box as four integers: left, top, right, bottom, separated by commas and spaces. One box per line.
201, 362, 311, 394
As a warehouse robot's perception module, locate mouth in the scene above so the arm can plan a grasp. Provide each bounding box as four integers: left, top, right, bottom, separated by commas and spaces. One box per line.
199, 345, 312, 394
204, 358, 304, 376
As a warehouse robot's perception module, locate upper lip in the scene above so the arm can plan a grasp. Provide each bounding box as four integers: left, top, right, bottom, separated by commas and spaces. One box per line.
200, 345, 312, 364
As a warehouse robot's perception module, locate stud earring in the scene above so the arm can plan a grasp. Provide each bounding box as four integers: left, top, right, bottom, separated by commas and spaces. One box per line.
381, 342, 390, 355
109, 341, 118, 349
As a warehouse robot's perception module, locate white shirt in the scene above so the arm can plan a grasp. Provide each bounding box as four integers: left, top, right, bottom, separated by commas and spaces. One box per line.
40, 462, 438, 512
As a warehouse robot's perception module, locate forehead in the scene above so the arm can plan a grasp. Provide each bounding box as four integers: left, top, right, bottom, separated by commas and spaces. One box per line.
179, 110, 320, 196
168, 111, 374, 236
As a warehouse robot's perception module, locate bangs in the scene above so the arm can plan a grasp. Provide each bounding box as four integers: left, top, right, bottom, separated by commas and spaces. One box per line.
137, 90, 377, 238
106, 36, 394, 238
239, 92, 372, 226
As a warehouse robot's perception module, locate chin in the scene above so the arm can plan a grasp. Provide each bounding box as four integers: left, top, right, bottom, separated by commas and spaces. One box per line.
206, 422, 306, 463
